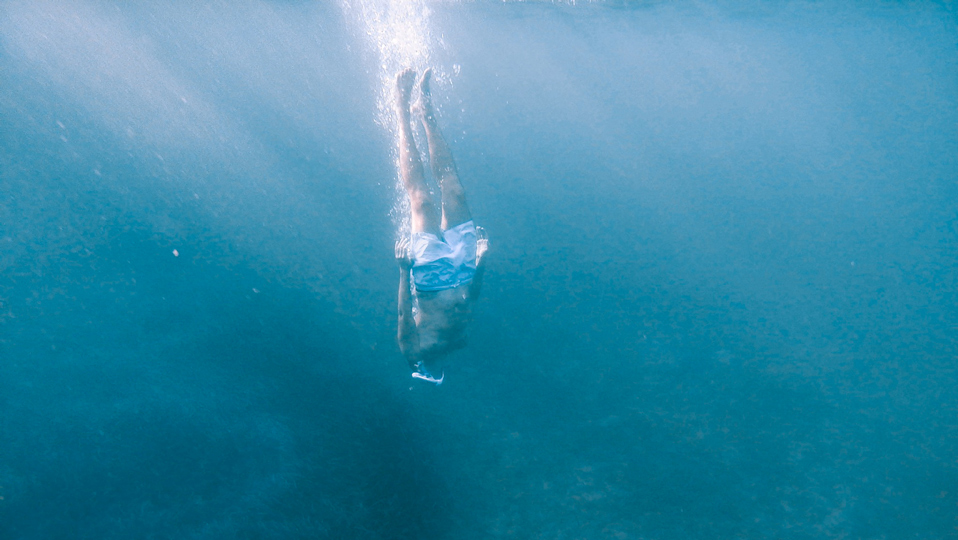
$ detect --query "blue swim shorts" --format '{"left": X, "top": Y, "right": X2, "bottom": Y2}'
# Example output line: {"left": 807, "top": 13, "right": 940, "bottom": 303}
{"left": 410, "top": 220, "right": 478, "bottom": 292}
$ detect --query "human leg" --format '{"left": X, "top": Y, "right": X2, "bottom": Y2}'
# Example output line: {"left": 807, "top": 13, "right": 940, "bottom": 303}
{"left": 396, "top": 69, "right": 441, "bottom": 235}
{"left": 417, "top": 68, "right": 472, "bottom": 230}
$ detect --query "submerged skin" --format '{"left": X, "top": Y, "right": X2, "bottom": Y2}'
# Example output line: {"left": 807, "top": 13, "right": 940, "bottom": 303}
{"left": 394, "top": 68, "right": 487, "bottom": 378}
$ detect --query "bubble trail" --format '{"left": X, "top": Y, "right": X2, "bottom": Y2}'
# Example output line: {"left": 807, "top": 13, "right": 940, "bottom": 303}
{"left": 341, "top": 0, "right": 439, "bottom": 235}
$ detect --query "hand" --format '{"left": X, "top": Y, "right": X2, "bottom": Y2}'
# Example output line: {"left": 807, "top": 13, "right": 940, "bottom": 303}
{"left": 395, "top": 237, "right": 413, "bottom": 270}
{"left": 476, "top": 226, "right": 489, "bottom": 260}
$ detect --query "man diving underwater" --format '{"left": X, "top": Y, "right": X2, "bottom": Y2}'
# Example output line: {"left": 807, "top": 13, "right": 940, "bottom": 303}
{"left": 393, "top": 68, "right": 488, "bottom": 385}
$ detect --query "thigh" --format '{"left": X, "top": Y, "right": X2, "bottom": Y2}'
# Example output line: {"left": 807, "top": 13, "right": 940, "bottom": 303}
{"left": 440, "top": 184, "right": 471, "bottom": 231}
{"left": 410, "top": 191, "right": 442, "bottom": 236}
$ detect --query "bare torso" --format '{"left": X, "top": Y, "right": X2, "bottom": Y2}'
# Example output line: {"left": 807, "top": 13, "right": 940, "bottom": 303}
{"left": 414, "top": 282, "right": 473, "bottom": 358}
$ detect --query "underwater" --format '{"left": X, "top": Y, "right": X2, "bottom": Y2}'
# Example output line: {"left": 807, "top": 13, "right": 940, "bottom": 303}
{"left": 1, "top": 0, "right": 956, "bottom": 538}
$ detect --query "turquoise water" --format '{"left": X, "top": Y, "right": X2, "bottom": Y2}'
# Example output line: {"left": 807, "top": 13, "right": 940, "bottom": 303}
{"left": 1, "top": 1, "right": 956, "bottom": 538}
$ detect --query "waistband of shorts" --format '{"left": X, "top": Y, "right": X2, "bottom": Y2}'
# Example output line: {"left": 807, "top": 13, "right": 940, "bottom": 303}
{"left": 414, "top": 275, "right": 474, "bottom": 292}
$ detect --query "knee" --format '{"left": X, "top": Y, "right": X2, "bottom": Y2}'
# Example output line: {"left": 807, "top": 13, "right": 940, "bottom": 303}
{"left": 441, "top": 180, "right": 465, "bottom": 199}
{"left": 411, "top": 193, "right": 439, "bottom": 215}
{"left": 446, "top": 188, "right": 467, "bottom": 208}
{"left": 408, "top": 187, "right": 433, "bottom": 206}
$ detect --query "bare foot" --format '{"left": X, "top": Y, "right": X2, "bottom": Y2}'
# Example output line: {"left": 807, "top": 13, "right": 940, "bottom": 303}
{"left": 419, "top": 67, "right": 433, "bottom": 99}
{"left": 414, "top": 68, "right": 438, "bottom": 125}
{"left": 395, "top": 68, "right": 417, "bottom": 112}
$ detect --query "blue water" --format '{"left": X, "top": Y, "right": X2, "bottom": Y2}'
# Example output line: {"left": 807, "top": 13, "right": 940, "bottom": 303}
{"left": 1, "top": 1, "right": 956, "bottom": 538}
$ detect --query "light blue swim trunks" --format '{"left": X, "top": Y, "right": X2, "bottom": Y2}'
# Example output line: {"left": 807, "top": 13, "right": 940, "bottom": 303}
{"left": 410, "top": 220, "right": 478, "bottom": 292}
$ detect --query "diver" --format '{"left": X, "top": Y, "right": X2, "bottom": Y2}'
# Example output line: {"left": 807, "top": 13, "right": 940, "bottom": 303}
{"left": 393, "top": 68, "right": 488, "bottom": 385}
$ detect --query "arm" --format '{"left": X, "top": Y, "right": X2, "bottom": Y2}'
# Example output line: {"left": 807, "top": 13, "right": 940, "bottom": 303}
{"left": 396, "top": 239, "right": 421, "bottom": 367}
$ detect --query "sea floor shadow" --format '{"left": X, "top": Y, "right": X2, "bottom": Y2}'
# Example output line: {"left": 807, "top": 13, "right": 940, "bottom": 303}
{"left": 0, "top": 217, "right": 450, "bottom": 539}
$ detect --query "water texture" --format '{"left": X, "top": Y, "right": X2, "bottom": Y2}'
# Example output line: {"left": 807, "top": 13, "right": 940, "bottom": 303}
{"left": 1, "top": 1, "right": 956, "bottom": 538}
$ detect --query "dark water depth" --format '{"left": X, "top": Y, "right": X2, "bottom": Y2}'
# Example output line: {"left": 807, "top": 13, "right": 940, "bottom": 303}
{"left": 1, "top": 1, "right": 957, "bottom": 538}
